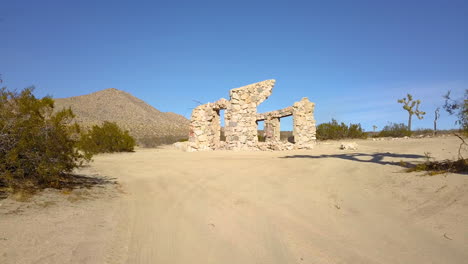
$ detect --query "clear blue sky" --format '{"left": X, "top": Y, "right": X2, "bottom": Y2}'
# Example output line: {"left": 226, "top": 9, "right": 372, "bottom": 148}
{"left": 2, "top": 0, "right": 467, "bottom": 131}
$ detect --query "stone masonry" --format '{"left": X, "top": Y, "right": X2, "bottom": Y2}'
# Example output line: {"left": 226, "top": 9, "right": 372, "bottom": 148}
{"left": 188, "top": 98, "right": 229, "bottom": 151}
{"left": 293, "top": 97, "right": 316, "bottom": 149}
{"left": 187, "top": 80, "right": 316, "bottom": 151}
{"left": 224, "top": 80, "right": 274, "bottom": 150}
{"left": 256, "top": 106, "right": 293, "bottom": 143}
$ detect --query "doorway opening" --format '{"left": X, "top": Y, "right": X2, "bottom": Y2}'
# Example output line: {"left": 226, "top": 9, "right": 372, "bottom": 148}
{"left": 219, "top": 109, "right": 226, "bottom": 142}
{"left": 279, "top": 115, "right": 294, "bottom": 143}
{"left": 256, "top": 120, "right": 265, "bottom": 142}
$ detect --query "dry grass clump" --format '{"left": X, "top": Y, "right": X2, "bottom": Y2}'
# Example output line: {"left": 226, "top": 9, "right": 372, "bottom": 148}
{"left": 407, "top": 158, "right": 468, "bottom": 175}
{"left": 406, "top": 146, "right": 468, "bottom": 175}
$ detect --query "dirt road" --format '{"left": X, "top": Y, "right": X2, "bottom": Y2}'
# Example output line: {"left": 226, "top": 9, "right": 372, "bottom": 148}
{"left": 1, "top": 137, "right": 468, "bottom": 263}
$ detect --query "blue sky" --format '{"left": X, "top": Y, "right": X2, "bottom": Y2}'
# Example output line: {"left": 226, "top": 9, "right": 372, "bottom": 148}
{"left": 2, "top": 0, "right": 467, "bottom": 131}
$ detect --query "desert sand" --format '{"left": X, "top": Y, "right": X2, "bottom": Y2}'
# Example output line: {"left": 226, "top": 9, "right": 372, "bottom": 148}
{"left": 1, "top": 136, "right": 467, "bottom": 264}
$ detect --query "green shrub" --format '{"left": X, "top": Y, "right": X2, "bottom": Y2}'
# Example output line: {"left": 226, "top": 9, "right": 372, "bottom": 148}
{"left": 377, "top": 123, "right": 412, "bottom": 137}
{"left": 316, "top": 119, "right": 367, "bottom": 140}
{"left": 78, "top": 121, "right": 135, "bottom": 154}
{"left": 0, "top": 87, "right": 89, "bottom": 190}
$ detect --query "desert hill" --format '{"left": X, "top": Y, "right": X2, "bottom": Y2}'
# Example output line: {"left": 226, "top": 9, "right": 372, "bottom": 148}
{"left": 54, "top": 88, "right": 190, "bottom": 143}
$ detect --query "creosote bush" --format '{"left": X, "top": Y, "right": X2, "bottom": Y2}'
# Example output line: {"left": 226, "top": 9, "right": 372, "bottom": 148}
{"left": 377, "top": 123, "right": 412, "bottom": 138}
{"left": 316, "top": 119, "right": 367, "bottom": 140}
{"left": 78, "top": 121, "right": 136, "bottom": 154}
{"left": 0, "top": 87, "right": 89, "bottom": 190}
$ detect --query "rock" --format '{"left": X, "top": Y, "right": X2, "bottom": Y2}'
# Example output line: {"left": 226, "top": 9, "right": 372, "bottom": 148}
{"left": 340, "top": 142, "right": 358, "bottom": 150}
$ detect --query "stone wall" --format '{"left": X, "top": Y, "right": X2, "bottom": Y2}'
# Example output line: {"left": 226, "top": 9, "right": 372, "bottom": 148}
{"left": 187, "top": 98, "right": 229, "bottom": 152}
{"left": 293, "top": 97, "right": 316, "bottom": 149}
{"left": 256, "top": 106, "right": 293, "bottom": 121}
{"left": 224, "top": 80, "right": 275, "bottom": 150}
{"left": 187, "top": 80, "right": 316, "bottom": 151}
{"left": 264, "top": 117, "right": 280, "bottom": 142}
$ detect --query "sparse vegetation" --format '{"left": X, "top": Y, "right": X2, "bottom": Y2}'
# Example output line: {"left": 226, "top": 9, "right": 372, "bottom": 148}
{"left": 407, "top": 152, "right": 468, "bottom": 175}
{"left": 78, "top": 121, "right": 136, "bottom": 154}
{"left": 377, "top": 123, "right": 412, "bottom": 138}
{"left": 412, "top": 128, "right": 434, "bottom": 137}
{"left": 138, "top": 135, "right": 188, "bottom": 148}
{"left": 316, "top": 119, "right": 367, "bottom": 140}
{"left": 406, "top": 90, "right": 468, "bottom": 175}
{"left": 0, "top": 87, "right": 89, "bottom": 191}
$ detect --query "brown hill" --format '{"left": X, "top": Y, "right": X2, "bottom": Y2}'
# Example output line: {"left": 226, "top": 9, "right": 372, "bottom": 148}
{"left": 54, "top": 88, "right": 189, "bottom": 142}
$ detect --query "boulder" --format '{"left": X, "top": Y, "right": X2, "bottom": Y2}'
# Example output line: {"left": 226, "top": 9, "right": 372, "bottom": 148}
{"left": 340, "top": 142, "right": 358, "bottom": 150}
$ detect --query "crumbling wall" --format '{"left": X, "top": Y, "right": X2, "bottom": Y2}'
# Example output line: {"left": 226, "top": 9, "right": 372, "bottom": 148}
{"left": 257, "top": 106, "right": 293, "bottom": 143}
{"left": 293, "top": 97, "right": 316, "bottom": 149}
{"left": 187, "top": 80, "right": 316, "bottom": 151}
{"left": 188, "top": 98, "right": 229, "bottom": 152}
{"left": 224, "top": 80, "right": 275, "bottom": 150}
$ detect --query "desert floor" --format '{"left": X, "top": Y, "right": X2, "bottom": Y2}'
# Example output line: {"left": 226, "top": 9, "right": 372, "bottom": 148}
{"left": 1, "top": 136, "right": 467, "bottom": 264}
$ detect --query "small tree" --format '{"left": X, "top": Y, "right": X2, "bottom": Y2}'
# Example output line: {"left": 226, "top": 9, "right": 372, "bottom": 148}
{"left": 398, "top": 94, "right": 426, "bottom": 131}
{"left": 372, "top": 125, "right": 377, "bottom": 132}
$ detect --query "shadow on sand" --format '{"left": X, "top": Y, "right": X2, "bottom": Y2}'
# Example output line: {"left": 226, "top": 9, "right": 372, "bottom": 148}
{"left": 280, "top": 152, "right": 426, "bottom": 167}
{"left": 0, "top": 173, "right": 117, "bottom": 200}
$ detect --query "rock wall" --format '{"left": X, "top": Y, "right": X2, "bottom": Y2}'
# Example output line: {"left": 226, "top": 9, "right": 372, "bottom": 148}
{"left": 188, "top": 98, "right": 229, "bottom": 152}
{"left": 187, "top": 80, "right": 316, "bottom": 151}
{"left": 224, "top": 80, "right": 275, "bottom": 150}
{"left": 257, "top": 106, "right": 293, "bottom": 143}
{"left": 264, "top": 117, "right": 280, "bottom": 142}
{"left": 293, "top": 97, "right": 316, "bottom": 149}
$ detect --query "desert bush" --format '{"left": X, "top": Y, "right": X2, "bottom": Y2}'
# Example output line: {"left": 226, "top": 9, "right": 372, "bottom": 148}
{"left": 0, "top": 87, "right": 89, "bottom": 190}
{"left": 316, "top": 119, "right": 367, "bottom": 140}
{"left": 137, "top": 135, "right": 188, "bottom": 148}
{"left": 78, "top": 121, "right": 135, "bottom": 154}
{"left": 412, "top": 128, "right": 434, "bottom": 136}
{"left": 377, "top": 123, "right": 412, "bottom": 137}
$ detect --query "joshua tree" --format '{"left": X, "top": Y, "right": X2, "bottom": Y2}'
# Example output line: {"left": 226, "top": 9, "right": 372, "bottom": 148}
{"left": 397, "top": 94, "right": 426, "bottom": 131}
{"left": 372, "top": 125, "right": 377, "bottom": 132}
{"left": 433, "top": 107, "right": 440, "bottom": 136}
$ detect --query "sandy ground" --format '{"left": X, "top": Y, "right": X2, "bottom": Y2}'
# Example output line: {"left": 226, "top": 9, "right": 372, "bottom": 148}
{"left": 1, "top": 136, "right": 467, "bottom": 264}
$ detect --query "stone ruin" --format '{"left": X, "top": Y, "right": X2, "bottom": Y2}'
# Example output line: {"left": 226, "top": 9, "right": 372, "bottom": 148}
{"left": 188, "top": 80, "right": 316, "bottom": 151}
